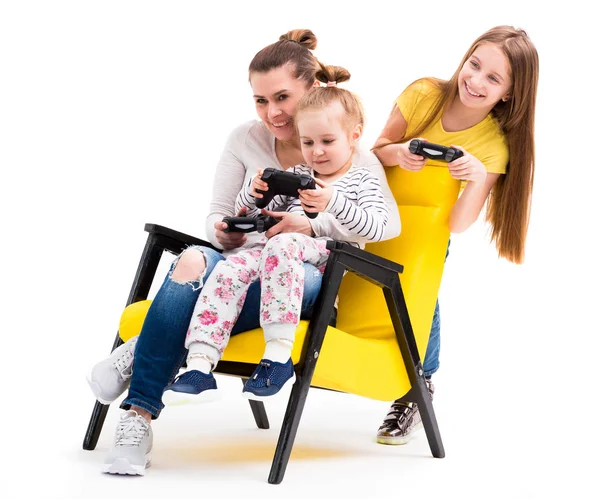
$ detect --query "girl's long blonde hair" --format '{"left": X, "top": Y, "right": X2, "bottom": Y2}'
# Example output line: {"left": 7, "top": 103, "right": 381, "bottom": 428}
{"left": 380, "top": 26, "right": 539, "bottom": 263}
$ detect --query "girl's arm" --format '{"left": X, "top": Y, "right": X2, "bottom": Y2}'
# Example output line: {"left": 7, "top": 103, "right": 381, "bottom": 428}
{"left": 372, "top": 104, "right": 428, "bottom": 171}
{"left": 372, "top": 104, "right": 408, "bottom": 167}
{"left": 446, "top": 146, "right": 502, "bottom": 233}
{"left": 449, "top": 173, "right": 500, "bottom": 232}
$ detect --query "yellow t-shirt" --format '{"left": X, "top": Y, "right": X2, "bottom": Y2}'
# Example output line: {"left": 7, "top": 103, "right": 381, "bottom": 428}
{"left": 396, "top": 78, "right": 509, "bottom": 174}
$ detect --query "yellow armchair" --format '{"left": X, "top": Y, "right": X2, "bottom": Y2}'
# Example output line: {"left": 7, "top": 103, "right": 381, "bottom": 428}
{"left": 84, "top": 164, "right": 460, "bottom": 484}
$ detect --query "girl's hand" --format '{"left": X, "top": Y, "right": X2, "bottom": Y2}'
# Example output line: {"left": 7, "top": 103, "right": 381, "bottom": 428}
{"left": 447, "top": 145, "right": 487, "bottom": 184}
{"left": 214, "top": 207, "right": 248, "bottom": 249}
{"left": 250, "top": 168, "right": 268, "bottom": 198}
{"left": 298, "top": 177, "right": 333, "bottom": 213}
{"left": 261, "top": 209, "right": 314, "bottom": 238}
{"left": 397, "top": 138, "right": 428, "bottom": 171}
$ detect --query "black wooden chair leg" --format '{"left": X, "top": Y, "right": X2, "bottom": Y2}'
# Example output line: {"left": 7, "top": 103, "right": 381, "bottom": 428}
{"left": 268, "top": 373, "right": 310, "bottom": 484}
{"left": 83, "top": 332, "right": 123, "bottom": 450}
{"left": 268, "top": 256, "right": 346, "bottom": 484}
{"left": 240, "top": 379, "right": 270, "bottom": 429}
{"left": 83, "top": 401, "right": 110, "bottom": 450}
{"left": 384, "top": 278, "right": 445, "bottom": 459}
{"left": 417, "top": 386, "right": 445, "bottom": 458}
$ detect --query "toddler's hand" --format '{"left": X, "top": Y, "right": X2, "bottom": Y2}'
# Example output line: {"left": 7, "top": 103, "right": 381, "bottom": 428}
{"left": 298, "top": 177, "right": 333, "bottom": 213}
{"left": 251, "top": 168, "right": 269, "bottom": 198}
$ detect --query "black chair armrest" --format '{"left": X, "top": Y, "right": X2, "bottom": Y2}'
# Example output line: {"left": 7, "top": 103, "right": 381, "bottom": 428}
{"left": 325, "top": 240, "right": 403, "bottom": 287}
{"left": 144, "top": 223, "right": 221, "bottom": 256}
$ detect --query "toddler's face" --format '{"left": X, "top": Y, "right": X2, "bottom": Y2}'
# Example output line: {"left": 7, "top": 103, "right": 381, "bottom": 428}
{"left": 296, "top": 101, "right": 358, "bottom": 177}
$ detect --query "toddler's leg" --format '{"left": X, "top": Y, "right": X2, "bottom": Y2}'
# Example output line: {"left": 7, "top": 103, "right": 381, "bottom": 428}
{"left": 163, "top": 248, "right": 263, "bottom": 404}
{"left": 243, "top": 234, "right": 329, "bottom": 400}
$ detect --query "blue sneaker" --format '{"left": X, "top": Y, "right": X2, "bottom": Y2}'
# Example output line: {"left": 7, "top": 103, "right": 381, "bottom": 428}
{"left": 161, "top": 370, "right": 220, "bottom": 406}
{"left": 242, "top": 358, "right": 296, "bottom": 400}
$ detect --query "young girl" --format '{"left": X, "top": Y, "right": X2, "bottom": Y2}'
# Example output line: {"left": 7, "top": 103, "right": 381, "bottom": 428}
{"left": 163, "top": 64, "right": 391, "bottom": 402}
{"left": 372, "top": 26, "right": 539, "bottom": 445}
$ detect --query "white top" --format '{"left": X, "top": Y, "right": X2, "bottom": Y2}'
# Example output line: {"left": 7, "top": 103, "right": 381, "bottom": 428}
{"left": 236, "top": 163, "right": 389, "bottom": 248}
{"left": 205, "top": 120, "right": 401, "bottom": 250}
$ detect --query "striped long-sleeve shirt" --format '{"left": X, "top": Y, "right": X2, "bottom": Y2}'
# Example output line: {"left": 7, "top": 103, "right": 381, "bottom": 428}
{"left": 235, "top": 163, "right": 389, "bottom": 247}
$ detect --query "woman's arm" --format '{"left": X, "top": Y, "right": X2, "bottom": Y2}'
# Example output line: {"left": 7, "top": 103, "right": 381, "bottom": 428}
{"left": 205, "top": 127, "right": 251, "bottom": 249}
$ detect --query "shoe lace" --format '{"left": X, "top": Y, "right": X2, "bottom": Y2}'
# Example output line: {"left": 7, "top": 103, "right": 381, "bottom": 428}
{"left": 253, "top": 361, "right": 272, "bottom": 387}
{"left": 378, "top": 401, "right": 415, "bottom": 432}
{"left": 113, "top": 345, "right": 134, "bottom": 379}
{"left": 115, "top": 415, "right": 148, "bottom": 447}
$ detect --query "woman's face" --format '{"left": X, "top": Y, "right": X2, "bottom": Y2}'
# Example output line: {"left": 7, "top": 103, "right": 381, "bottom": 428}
{"left": 250, "top": 64, "right": 311, "bottom": 142}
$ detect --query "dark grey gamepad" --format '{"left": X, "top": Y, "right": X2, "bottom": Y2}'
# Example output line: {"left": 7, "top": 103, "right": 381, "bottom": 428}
{"left": 222, "top": 215, "right": 279, "bottom": 233}
{"left": 255, "top": 168, "right": 318, "bottom": 219}
{"left": 409, "top": 139, "right": 464, "bottom": 162}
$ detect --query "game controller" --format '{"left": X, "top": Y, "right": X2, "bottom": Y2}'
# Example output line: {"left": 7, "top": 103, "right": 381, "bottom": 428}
{"left": 255, "top": 168, "right": 318, "bottom": 219}
{"left": 409, "top": 139, "right": 464, "bottom": 162}
{"left": 222, "top": 215, "right": 279, "bottom": 233}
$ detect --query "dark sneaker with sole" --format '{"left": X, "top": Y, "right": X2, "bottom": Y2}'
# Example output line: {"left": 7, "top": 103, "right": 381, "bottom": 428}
{"left": 161, "top": 370, "right": 220, "bottom": 406}
{"left": 376, "top": 379, "right": 435, "bottom": 445}
{"left": 242, "top": 358, "right": 296, "bottom": 401}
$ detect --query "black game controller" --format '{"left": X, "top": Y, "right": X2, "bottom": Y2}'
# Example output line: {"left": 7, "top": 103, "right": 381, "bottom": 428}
{"left": 222, "top": 215, "right": 279, "bottom": 233}
{"left": 409, "top": 139, "right": 464, "bottom": 162}
{"left": 255, "top": 168, "right": 318, "bottom": 219}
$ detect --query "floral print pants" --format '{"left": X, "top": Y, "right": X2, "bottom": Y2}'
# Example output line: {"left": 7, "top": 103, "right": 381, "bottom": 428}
{"left": 185, "top": 233, "right": 330, "bottom": 365}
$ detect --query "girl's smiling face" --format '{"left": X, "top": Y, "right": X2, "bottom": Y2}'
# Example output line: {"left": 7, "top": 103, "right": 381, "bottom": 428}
{"left": 458, "top": 42, "right": 512, "bottom": 112}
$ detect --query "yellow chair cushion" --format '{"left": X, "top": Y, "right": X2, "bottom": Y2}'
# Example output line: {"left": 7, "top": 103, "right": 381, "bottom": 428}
{"left": 119, "top": 165, "right": 460, "bottom": 402}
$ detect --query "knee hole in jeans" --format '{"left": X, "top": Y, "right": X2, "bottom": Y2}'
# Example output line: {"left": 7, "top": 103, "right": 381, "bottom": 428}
{"left": 171, "top": 248, "right": 207, "bottom": 283}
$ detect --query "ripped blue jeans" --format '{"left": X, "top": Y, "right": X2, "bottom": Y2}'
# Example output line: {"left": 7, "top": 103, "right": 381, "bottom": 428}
{"left": 122, "top": 246, "right": 322, "bottom": 418}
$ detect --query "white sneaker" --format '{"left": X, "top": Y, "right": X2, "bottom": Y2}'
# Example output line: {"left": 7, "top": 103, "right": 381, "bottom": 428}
{"left": 87, "top": 335, "right": 138, "bottom": 404}
{"left": 103, "top": 410, "right": 152, "bottom": 476}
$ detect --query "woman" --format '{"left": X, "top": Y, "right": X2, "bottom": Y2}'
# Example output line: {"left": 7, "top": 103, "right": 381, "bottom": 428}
{"left": 92, "top": 29, "right": 400, "bottom": 476}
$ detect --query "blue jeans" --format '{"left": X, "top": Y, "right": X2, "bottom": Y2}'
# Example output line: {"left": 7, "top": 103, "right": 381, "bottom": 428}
{"left": 422, "top": 240, "right": 450, "bottom": 378}
{"left": 122, "top": 247, "right": 323, "bottom": 418}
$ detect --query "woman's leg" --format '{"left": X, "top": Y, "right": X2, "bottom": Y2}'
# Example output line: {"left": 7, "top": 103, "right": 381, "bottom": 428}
{"left": 121, "top": 247, "right": 224, "bottom": 418}
{"left": 103, "top": 246, "right": 223, "bottom": 476}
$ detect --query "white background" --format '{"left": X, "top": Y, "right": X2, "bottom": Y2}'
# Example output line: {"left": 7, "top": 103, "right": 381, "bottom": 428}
{"left": 1, "top": 1, "right": 598, "bottom": 497}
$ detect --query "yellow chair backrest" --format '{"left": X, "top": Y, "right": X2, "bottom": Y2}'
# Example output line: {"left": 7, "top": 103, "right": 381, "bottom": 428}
{"left": 337, "top": 166, "right": 460, "bottom": 358}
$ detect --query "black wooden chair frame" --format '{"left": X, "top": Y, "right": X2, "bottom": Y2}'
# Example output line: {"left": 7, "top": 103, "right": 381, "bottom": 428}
{"left": 83, "top": 223, "right": 445, "bottom": 483}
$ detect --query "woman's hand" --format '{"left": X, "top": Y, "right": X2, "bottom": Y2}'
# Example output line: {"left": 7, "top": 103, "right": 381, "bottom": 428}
{"left": 250, "top": 168, "right": 268, "bottom": 198}
{"left": 214, "top": 207, "right": 248, "bottom": 250}
{"left": 261, "top": 209, "right": 314, "bottom": 238}
{"left": 298, "top": 177, "right": 333, "bottom": 214}
{"left": 396, "top": 138, "right": 428, "bottom": 171}
{"left": 447, "top": 145, "right": 487, "bottom": 184}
